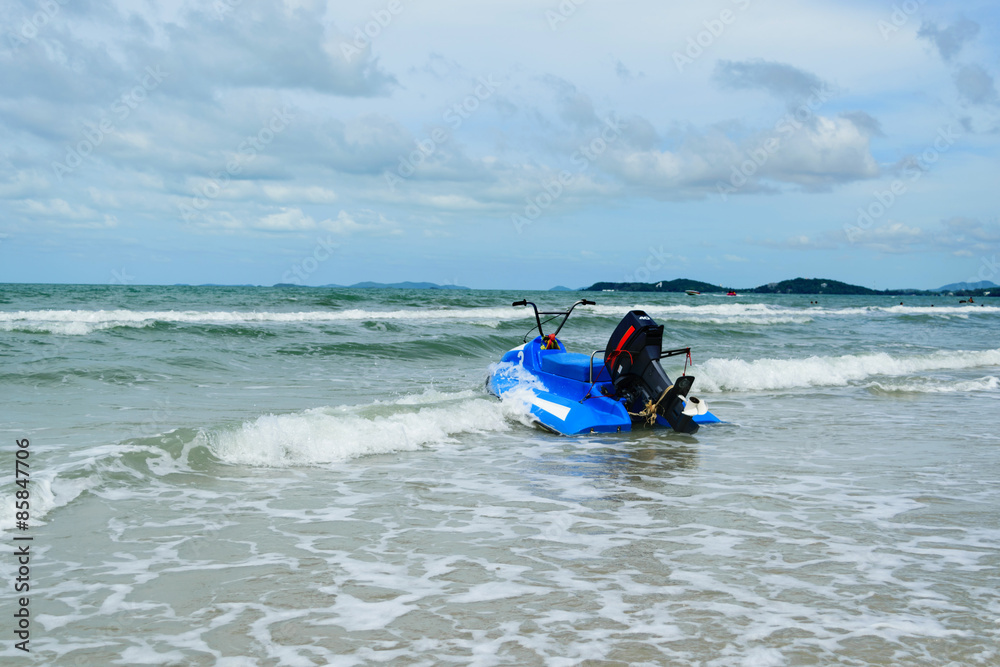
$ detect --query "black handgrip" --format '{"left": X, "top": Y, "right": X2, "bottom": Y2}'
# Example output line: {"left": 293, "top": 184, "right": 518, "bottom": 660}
{"left": 581, "top": 299, "right": 595, "bottom": 305}
{"left": 512, "top": 299, "right": 527, "bottom": 307}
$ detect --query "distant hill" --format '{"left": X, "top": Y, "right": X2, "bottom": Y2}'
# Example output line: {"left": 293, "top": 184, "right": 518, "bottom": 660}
{"left": 935, "top": 280, "right": 998, "bottom": 292}
{"left": 271, "top": 281, "right": 468, "bottom": 289}
{"left": 748, "top": 278, "right": 881, "bottom": 295}
{"left": 345, "top": 281, "right": 470, "bottom": 290}
{"left": 549, "top": 285, "right": 574, "bottom": 291}
{"left": 585, "top": 278, "right": 727, "bottom": 293}
{"left": 583, "top": 277, "right": 902, "bottom": 295}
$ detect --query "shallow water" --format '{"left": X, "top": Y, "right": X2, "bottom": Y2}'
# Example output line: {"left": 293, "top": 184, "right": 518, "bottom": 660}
{"left": 1, "top": 285, "right": 999, "bottom": 665}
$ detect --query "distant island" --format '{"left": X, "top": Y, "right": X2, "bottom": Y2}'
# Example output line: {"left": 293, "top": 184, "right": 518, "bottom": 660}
{"left": 588, "top": 278, "right": 726, "bottom": 294}
{"left": 261, "top": 278, "right": 996, "bottom": 296}
{"left": 937, "top": 280, "right": 998, "bottom": 292}
{"left": 343, "top": 281, "right": 470, "bottom": 290}
{"left": 274, "top": 281, "right": 470, "bottom": 290}
{"left": 585, "top": 277, "right": 998, "bottom": 297}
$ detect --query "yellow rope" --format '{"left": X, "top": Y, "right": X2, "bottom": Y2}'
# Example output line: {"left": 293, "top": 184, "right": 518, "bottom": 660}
{"left": 627, "top": 385, "right": 673, "bottom": 426}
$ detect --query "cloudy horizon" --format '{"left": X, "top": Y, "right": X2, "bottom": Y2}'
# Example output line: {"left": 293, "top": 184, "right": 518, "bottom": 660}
{"left": 1, "top": 0, "right": 998, "bottom": 290}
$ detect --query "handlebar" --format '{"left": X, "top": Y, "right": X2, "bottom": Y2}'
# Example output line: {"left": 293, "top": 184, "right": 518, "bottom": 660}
{"left": 511, "top": 298, "right": 595, "bottom": 340}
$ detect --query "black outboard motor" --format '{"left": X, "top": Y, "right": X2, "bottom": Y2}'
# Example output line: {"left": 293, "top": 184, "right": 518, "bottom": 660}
{"left": 604, "top": 310, "right": 699, "bottom": 434}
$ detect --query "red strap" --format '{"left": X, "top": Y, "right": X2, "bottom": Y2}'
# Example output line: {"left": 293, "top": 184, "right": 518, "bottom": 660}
{"left": 615, "top": 326, "right": 635, "bottom": 352}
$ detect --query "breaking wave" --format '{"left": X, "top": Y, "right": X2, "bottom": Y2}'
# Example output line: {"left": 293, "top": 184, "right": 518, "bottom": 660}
{"left": 696, "top": 348, "right": 1000, "bottom": 392}
{"left": 4, "top": 302, "right": 996, "bottom": 335}
{"left": 204, "top": 390, "right": 530, "bottom": 467}
{"left": 589, "top": 303, "right": 999, "bottom": 318}
{"left": 866, "top": 376, "right": 1000, "bottom": 394}
{"left": 0, "top": 308, "right": 523, "bottom": 335}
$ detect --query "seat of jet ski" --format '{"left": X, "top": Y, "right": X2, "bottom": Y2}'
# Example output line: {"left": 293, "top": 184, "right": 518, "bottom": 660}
{"left": 539, "top": 350, "right": 609, "bottom": 383}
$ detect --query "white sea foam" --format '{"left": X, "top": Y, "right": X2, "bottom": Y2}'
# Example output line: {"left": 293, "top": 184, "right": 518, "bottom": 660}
{"left": 820, "top": 304, "right": 999, "bottom": 316}
{"left": 588, "top": 302, "right": 999, "bottom": 319}
{"left": 696, "top": 348, "right": 1000, "bottom": 392}
{"left": 585, "top": 302, "right": 997, "bottom": 327}
{"left": 587, "top": 303, "right": 812, "bottom": 325}
{"left": 0, "top": 307, "right": 527, "bottom": 335}
{"left": 0, "top": 462, "right": 99, "bottom": 534}
{"left": 588, "top": 303, "right": 792, "bottom": 317}
{"left": 867, "top": 375, "right": 1000, "bottom": 394}
{"left": 488, "top": 360, "right": 549, "bottom": 392}
{"left": 4, "top": 302, "right": 996, "bottom": 334}
{"left": 207, "top": 395, "right": 525, "bottom": 467}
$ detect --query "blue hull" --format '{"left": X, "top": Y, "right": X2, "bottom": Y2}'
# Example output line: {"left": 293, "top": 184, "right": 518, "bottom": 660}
{"left": 488, "top": 336, "right": 720, "bottom": 435}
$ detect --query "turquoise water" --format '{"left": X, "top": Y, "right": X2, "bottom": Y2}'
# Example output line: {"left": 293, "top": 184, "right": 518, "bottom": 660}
{"left": 1, "top": 284, "right": 999, "bottom": 665}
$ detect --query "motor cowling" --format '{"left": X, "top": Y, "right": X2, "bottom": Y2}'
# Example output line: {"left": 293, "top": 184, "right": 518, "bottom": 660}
{"left": 604, "top": 310, "right": 699, "bottom": 434}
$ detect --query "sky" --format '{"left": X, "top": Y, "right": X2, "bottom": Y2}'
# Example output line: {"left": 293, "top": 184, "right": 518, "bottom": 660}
{"left": 1, "top": 0, "right": 999, "bottom": 290}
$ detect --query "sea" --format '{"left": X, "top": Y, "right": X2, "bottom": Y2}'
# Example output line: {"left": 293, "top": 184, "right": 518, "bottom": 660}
{"left": 1, "top": 283, "right": 999, "bottom": 666}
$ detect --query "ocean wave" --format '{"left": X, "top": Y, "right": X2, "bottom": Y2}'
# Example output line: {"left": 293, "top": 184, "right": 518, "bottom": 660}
{"left": 0, "top": 468, "right": 97, "bottom": 534}
{"left": 0, "top": 307, "right": 527, "bottom": 335}
{"left": 589, "top": 303, "right": 999, "bottom": 318}
{"left": 588, "top": 302, "right": 997, "bottom": 325}
{"left": 820, "top": 305, "right": 999, "bottom": 316}
{"left": 3, "top": 301, "right": 996, "bottom": 335}
{"left": 696, "top": 348, "right": 1000, "bottom": 392}
{"left": 578, "top": 305, "right": 812, "bottom": 325}
{"left": 1, "top": 304, "right": 808, "bottom": 336}
{"left": 866, "top": 376, "right": 1000, "bottom": 394}
{"left": 0, "top": 390, "right": 526, "bottom": 532}
{"left": 668, "top": 316, "right": 812, "bottom": 325}
{"left": 205, "top": 391, "right": 529, "bottom": 467}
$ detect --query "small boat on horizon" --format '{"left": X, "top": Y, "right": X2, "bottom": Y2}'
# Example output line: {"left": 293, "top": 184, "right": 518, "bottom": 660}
{"left": 685, "top": 289, "right": 700, "bottom": 296}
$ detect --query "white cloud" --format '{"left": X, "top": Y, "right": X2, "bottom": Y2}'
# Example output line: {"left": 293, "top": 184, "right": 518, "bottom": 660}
{"left": 261, "top": 185, "right": 338, "bottom": 204}
{"left": 321, "top": 210, "right": 400, "bottom": 236}
{"left": 754, "top": 217, "right": 1000, "bottom": 258}
{"left": 17, "top": 198, "right": 98, "bottom": 220}
{"left": 850, "top": 221, "right": 926, "bottom": 253}
{"left": 255, "top": 208, "right": 317, "bottom": 231}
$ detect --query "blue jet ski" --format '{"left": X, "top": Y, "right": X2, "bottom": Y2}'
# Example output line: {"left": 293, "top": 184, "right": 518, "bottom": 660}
{"left": 488, "top": 299, "right": 721, "bottom": 435}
